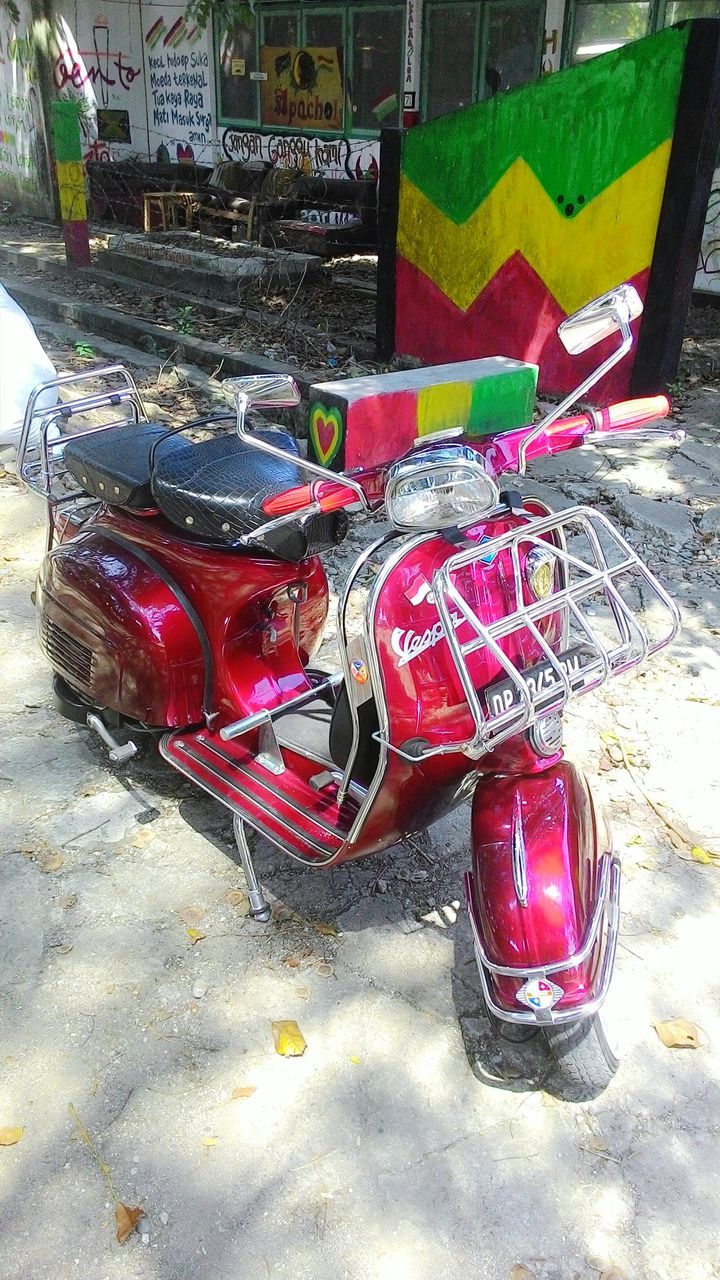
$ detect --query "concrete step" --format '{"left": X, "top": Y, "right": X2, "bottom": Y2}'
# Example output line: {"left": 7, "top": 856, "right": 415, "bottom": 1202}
{"left": 1, "top": 271, "right": 320, "bottom": 393}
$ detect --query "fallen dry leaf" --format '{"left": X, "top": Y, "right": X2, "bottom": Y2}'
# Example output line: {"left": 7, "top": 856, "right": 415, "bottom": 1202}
{"left": 312, "top": 921, "right": 338, "bottom": 938}
{"left": 59, "top": 894, "right": 77, "bottom": 909}
{"left": 626, "top": 834, "right": 644, "bottom": 847}
{"left": 510, "top": 1266, "right": 536, "bottom": 1280}
{"left": 272, "top": 1019, "right": 307, "bottom": 1057}
{"left": 282, "top": 953, "right": 301, "bottom": 968}
{"left": 115, "top": 1202, "right": 142, "bottom": 1244}
{"left": 186, "top": 928, "right": 206, "bottom": 945}
{"left": 131, "top": 828, "right": 153, "bottom": 848}
{"left": 0, "top": 1126, "right": 23, "bottom": 1146}
{"left": 600, "top": 1269, "right": 628, "bottom": 1280}
{"left": 587, "top": 1135, "right": 609, "bottom": 1153}
{"left": 654, "top": 1017, "right": 700, "bottom": 1049}
{"left": 179, "top": 906, "right": 205, "bottom": 926}
{"left": 201, "top": 1136, "right": 218, "bottom": 1146}
{"left": 40, "top": 850, "right": 64, "bottom": 873}
{"left": 316, "top": 963, "right": 334, "bottom": 978}
{"left": 691, "top": 845, "right": 715, "bottom": 865}
{"left": 349, "top": 1055, "right": 361, "bottom": 1065}
{"left": 225, "top": 889, "right": 247, "bottom": 907}
{"left": 231, "top": 1085, "right": 256, "bottom": 1100}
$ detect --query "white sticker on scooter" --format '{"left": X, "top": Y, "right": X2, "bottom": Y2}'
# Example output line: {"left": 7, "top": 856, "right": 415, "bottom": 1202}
{"left": 516, "top": 977, "right": 564, "bottom": 1011}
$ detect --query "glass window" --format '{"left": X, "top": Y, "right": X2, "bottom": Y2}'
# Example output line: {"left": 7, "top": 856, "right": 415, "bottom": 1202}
{"left": 217, "top": 20, "right": 258, "bottom": 123}
{"left": 262, "top": 11, "right": 299, "bottom": 47}
{"left": 665, "top": 0, "right": 720, "bottom": 18}
{"left": 351, "top": 8, "right": 403, "bottom": 130}
{"left": 304, "top": 11, "right": 345, "bottom": 49}
{"left": 425, "top": 4, "right": 479, "bottom": 118}
{"left": 484, "top": 1, "right": 543, "bottom": 95}
{"left": 570, "top": 2, "right": 650, "bottom": 63}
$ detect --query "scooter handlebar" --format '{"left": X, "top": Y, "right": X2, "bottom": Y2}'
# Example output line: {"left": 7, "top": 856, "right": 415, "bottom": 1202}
{"left": 584, "top": 394, "right": 670, "bottom": 433}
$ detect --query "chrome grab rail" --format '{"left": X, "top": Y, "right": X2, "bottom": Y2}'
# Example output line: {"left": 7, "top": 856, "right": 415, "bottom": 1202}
{"left": 219, "top": 672, "right": 343, "bottom": 742}
{"left": 373, "top": 506, "right": 680, "bottom": 763}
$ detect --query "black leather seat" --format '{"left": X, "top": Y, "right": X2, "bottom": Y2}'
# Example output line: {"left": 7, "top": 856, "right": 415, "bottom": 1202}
{"left": 152, "top": 429, "right": 348, "bottom": 562}
{"left": 64, "top": 422, "right": 348, "bottom": 562}
{"left": 64, "top": 422, "right": 188, "bottom": 510}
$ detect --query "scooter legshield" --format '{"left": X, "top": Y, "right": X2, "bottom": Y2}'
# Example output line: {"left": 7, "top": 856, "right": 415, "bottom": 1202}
{"left": 467, "top": 761, "right": 619, "bottom": 1020}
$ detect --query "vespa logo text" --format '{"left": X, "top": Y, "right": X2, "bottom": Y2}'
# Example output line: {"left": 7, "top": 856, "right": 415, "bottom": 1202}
{"left": 391, "top": 612, "right": 463, "bottom": 668}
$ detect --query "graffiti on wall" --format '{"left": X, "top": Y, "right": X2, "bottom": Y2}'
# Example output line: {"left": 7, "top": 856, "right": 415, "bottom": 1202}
{"left": 695, "top": 172, "right": 720, "bottom": 294}
{"left": 0, "top": 15, "right": 52, "bottom": 212}
{"left": 53, "top": 19, "right": 141, "bottom": 105}
{"left": 391, "top": 24, "right": 714, "bottom": 397}
{"left": 222, "top": 127, "right": 379, "bottom": 180}
{"left": 145, "top": 9, "right": 212, "bottom": 159}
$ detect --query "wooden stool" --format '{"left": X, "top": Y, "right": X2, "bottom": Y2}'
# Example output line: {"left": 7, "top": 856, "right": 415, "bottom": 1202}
{"left": 143, "top": 191, "right": 196, "bottom": 233}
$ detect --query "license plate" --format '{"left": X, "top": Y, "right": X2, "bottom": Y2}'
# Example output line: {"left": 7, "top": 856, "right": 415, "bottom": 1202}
{"left": 484, "top": 644, "right": 594, "bottom": 718}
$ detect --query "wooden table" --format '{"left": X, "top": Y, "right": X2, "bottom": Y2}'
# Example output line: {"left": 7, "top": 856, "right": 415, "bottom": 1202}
{"left": 143, "top": 191, "right": 197, "bottom": 233}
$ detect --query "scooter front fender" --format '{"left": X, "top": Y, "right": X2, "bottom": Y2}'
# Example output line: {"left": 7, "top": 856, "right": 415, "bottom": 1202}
{"left": 467, "top": 761, "right": 620, "bottom": 1022}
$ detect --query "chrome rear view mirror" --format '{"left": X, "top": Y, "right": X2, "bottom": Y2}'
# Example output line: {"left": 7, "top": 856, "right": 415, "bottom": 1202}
{"left": 223, "top": 374, "right": 301, "bottom": 410}
{"left": 558, "top": 284, "right": 643, "bottom": 356}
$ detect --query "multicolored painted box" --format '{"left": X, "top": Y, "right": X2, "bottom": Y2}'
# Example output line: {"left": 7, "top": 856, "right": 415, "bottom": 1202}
{"left": 307, "top": 358, "right": 537, "bottom": 471}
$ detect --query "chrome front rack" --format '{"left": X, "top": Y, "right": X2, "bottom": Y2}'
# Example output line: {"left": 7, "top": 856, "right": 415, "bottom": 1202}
{"left": 379, "top": 506, "right": 680, "bottom": 762}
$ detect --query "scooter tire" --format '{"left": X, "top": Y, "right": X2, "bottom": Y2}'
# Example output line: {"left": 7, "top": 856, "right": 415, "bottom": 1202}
{"left": 544, "top": 1011, "right": 619, "bottom": 1100}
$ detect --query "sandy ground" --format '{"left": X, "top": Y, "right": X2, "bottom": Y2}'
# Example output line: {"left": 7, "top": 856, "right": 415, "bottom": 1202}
{"left": 1, "top": 331, "right": 720, "bottom": 1280}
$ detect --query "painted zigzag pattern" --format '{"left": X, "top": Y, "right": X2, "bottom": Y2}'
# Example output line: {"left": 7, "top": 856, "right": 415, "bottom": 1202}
{"left": 397, "top": 144, "right": 672, "bottom": 318}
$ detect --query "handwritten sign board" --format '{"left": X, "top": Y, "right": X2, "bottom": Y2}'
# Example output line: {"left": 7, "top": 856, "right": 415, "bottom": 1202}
{"left": 259, "top": 47, "right": 343, "bottom": 131}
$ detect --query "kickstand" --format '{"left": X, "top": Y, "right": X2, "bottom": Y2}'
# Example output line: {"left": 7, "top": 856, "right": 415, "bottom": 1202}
{"left": 233, "top": 816, "right": 272, "bottom": 923}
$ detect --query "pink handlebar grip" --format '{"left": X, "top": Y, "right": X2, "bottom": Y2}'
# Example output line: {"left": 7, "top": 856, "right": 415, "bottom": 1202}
{"left": 592, "top": 395, "right": 670, "bottom": 432}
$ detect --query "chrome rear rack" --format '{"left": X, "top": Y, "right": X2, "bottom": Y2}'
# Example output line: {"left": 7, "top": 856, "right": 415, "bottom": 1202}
{"left": 18, "top": 365, "right": 149, "bottom": 550}
{"left": 18, "top": 365, "right": 148, "bottom": 505}
{"left": 379, "top": 506, "right": 680, "bottom": 761}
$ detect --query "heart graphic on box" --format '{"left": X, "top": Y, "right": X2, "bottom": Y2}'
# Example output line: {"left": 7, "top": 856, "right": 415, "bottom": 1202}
{"left": 309, "top": 403, "right": 343, "bottom": 467}
{"left": 176, "top": 142, "right": 194, "bottom": 163}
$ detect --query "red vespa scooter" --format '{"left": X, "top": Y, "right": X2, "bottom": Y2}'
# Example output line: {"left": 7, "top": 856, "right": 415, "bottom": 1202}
{"left": 19, "top": 282, "right": 680, "bottom": 1096}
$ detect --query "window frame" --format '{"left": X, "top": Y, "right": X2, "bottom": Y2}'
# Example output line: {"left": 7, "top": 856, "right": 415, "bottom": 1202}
{"left": 561, "top": 0, "right": 666, "bottom": 67}
{"left": 215, "top": 1, "right": 404, "bottom": 138}
{"left": 420, "top": 0, "right": 545, "bottom": 122}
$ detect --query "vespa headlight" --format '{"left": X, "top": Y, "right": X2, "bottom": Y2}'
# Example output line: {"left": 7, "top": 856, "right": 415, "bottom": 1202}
{"left": 385, "top": 446, "right": 499, "bottom": 532}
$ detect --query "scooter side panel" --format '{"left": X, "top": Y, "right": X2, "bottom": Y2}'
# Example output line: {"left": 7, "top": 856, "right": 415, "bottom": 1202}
{"left": 91, "top": 511, "right": 329, "bottom": 725}
{"left": 37, "top": 532, "right": 206, "bottom": 725}
{"left": 468, "top": 761, "right": 609, "bottom": 1012}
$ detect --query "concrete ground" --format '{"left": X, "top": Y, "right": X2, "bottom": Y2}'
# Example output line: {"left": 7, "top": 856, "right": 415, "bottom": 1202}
{"left": 1, "top": 333, "right": 720, "bottom": 1280}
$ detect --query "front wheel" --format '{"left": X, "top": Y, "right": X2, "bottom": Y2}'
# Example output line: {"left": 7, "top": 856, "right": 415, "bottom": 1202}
{"left": 544, "top": 1010, "right": 619, "bottom": 1100}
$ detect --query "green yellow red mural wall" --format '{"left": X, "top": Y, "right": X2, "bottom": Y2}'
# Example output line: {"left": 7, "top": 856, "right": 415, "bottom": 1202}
{"left": 382, "top": 21, "right": 720, "bottom": 397}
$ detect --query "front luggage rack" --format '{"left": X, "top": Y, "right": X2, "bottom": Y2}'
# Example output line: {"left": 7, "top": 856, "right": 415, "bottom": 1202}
{"left": 377, "top": 506, "right": 680, "bottom": 761}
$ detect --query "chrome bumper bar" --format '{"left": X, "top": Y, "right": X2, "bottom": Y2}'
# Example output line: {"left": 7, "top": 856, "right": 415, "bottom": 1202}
{"left": 464, "top": 854, "right": 621, "bottom": 1025}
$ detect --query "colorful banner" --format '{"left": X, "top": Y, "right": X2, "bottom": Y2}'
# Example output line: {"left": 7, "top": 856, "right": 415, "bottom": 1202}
{"left": 260, "top": 46, "right": 343, "bottom": 131}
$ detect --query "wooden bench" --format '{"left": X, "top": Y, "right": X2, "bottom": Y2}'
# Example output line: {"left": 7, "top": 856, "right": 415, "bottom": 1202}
{"left": 142, "top": 191, "right": 197, "bottom": 233}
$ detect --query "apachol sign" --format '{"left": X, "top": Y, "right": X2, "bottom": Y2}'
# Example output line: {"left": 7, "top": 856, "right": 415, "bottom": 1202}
{"left": 260, "top": 47, "right": 343, "bottom": 131}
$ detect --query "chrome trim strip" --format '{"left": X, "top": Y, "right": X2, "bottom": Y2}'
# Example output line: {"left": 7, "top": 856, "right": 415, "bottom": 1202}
{"left": 464, "top": 855, "right": 621, "bottom": 1025}
{"left": 344, "top": 531, "right": 439, "bottom": 843}
{"left": 510, "top": 791, "right": 529, "bottom": 908}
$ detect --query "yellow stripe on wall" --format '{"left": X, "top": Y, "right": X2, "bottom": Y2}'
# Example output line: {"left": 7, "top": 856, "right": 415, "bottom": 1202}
{"left": 397, "top": 143, "right": 672, "bottom": 316}
{"left": 56, "top": 159, "right": 87, "bottom": 223}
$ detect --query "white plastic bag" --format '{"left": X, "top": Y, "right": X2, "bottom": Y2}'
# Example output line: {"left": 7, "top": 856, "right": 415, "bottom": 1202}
{"left": 0, "top": 284, "right": 58, "bottom": 451}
